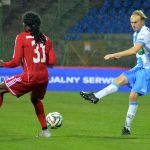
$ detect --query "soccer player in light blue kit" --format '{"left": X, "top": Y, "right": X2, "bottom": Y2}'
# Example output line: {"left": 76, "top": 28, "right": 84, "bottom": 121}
{"left": 80, "top": 10, "right": 150, "bottom": 135}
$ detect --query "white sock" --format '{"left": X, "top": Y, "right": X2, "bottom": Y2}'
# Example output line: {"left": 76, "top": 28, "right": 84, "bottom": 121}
{"left": 94, "top": 83, "right": 119, "bottom": 99}
{"left": 125, "top": 101, "right": 138, "bottom": 131}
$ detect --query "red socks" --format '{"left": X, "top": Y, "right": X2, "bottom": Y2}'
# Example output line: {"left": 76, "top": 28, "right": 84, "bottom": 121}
{"left": 33, "top": 100, "right": 47, "bottom": 129}
{"left": 0, "top": 93, "right": 3, "bottom": 107}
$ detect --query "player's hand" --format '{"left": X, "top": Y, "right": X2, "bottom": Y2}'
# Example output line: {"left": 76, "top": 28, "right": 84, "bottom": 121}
{"left": 0, "top": 60, "right": 4, "bottom": 67}
{"left": 104, "top": 54, "right": 115, "bottom": 60}
{"left": 104, "top": 54, "right": 120, "bottom": 60}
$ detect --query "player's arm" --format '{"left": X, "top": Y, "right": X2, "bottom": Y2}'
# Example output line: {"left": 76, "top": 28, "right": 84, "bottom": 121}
{"left": 47, "top": 40, "right": 56, "bottom": 67}
{"left": 0, "top": 60, "right": 4, "bottom": 67}
{"left": 1, "top": 35, "right": 23, "bottom": 68}
{"left": 104, "top": 43, "right": 143, "bottom": 60}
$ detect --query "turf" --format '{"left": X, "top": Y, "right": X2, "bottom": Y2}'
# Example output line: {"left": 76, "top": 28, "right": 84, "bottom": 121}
{"left": 0, "top": 92, "right": 150, "bottom": 150}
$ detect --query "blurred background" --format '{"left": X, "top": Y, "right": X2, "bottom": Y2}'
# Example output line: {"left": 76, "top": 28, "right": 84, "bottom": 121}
{"left": 0, "top": 0, "right": 150, "bottom": 68}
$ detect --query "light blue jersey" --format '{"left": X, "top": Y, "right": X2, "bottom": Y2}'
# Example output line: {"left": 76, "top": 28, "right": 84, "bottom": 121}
{"left": 122, "top": 26, "right": 150, "bottom": 95}
{"left": 133, "top": 26, "right": 150, "bottom": 69}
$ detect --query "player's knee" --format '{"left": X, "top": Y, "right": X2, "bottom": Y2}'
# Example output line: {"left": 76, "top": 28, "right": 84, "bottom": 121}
{"left": 129, "top": 92, "right": 139, "bottom": 101}
{"left": 114, "top": 75, "right": 127, "bottom": 86}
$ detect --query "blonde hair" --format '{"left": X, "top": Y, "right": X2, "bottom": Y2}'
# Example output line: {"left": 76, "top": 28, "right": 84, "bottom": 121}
{"left": 132, "top": 10, "right": 147, "bottom": 20}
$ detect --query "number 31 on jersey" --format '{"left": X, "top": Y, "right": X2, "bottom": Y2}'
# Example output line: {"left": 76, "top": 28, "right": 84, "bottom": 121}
{"left": 32, "top": 40, "right": 46, "bottom": 63}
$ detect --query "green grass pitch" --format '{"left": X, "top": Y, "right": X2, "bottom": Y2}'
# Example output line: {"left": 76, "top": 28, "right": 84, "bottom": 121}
{"left": 0, "top": 92, "right": 150, "bottom": 150}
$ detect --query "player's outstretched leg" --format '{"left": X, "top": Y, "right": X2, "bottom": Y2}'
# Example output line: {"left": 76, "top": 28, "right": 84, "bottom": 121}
{"left": 122, "top": 127, "right": 131, "bottom": 135}
{"left": 80, "top": 83, "right": 120, "bottom": 104}
{"left": 0, "top": 82, "right": 9, "bottom": 107}
{"left": 0, "top": 93, "right": 3, "bottom": 107}
{"left": 0, "top": 91, "right": 7, "bottom": 107}
{"left": 80, "top": 91, "right": 99, "bottom": 104}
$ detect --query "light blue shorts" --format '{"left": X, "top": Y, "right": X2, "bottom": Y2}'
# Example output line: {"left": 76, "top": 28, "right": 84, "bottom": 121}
{"left": 122, "top": 68, "right": 150, "bottom": 95}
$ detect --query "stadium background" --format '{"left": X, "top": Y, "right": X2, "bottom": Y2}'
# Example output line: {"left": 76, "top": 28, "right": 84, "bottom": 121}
{"left": 0, "top": 0, "right": 150, "bottom": 92}
{"left": 1, "top": 0, "right": 149, "bottom": 67}
{"left": 1, "top": 2, "right": 150, "bottom": 150}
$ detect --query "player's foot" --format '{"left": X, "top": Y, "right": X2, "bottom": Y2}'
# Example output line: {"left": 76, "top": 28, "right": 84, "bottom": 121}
{"left": 80, "top": 91, "right": 99, "bottom": 104}
{"left": 36, "top": 129, "right": 51, "bottom": 138}
{"left": 122, "top": 127, "right": 131, "bottom": 135}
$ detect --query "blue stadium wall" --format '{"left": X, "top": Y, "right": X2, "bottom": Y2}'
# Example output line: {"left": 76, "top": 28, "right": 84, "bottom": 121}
{"left": 0, "top": 67, "right": 133, "bottom": 92}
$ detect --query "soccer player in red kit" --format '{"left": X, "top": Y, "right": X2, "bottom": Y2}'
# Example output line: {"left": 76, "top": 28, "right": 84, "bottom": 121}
{"left": 0, "top": 11, "right": 56, "bottom": 138}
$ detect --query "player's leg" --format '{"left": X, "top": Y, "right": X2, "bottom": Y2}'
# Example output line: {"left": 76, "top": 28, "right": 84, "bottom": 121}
{"left": 122, "top": 92, "right": 139, "bottom": 135}
{"left": 80, "top": 75, "right": 128, "bottom": 103}
{"left": 31, "top": 99, "right": 51, "bottom": 138}
{"left": 123, "top": 69, "right": 149, "bottom": 135}
{"left": 30, "top": 84, "right": 51, "bottom": 138}
{"left": 95, "top": 75, "right": 127, "bottom": 98}
{"left": 0, "top": 82, "right": 9, "bottom": 107}
{"left": 31, "top": 98, "right": 48, "bottom": 130}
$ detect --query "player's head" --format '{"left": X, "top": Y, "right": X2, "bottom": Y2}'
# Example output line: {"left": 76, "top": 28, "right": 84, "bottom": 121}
{"left": 22, "top": 11, "right": 46, "bottom": 44}
{"left": 130, "top": 10, "right": 147, "bottom": 32}
{"left": 22, "top": 11, "right": 41, "bottom": 32}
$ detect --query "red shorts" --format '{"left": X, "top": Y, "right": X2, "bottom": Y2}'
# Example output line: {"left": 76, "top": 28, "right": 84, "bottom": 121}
{"left": 4, "top": 75, "right": 48, "bottom": 99}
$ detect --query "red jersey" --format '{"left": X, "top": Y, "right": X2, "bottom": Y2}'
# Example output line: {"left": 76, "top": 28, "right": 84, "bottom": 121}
{"left": 2, "top": 32, "right": 56, "bottom": 83}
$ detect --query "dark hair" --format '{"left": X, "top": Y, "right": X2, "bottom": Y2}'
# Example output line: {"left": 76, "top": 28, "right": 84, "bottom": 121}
{"left": 22, "top": 11, "right": 46, "bottom": 44}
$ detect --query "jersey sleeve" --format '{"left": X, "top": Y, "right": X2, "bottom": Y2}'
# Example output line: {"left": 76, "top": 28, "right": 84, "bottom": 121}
{"left": 136, "top": 29, "right": 148, "bottom": 46}
{"left": 136, "top": 33, "right": 145, "bottom": 45}
{"left": 2, "top": 34, "right": 23, "bottom": 68}
{"left": 47, "top": 39, "right": 56, "bottom": 66}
